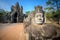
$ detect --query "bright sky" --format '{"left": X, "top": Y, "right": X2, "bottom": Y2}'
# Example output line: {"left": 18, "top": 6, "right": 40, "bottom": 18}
{"left": 0, "top": 0, "right": 47, "bottom": 13}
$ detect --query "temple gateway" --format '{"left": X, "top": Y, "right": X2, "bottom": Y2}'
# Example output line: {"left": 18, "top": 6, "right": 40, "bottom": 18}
{"left": 8, "top": 2, "right": 27, "bottom": 23}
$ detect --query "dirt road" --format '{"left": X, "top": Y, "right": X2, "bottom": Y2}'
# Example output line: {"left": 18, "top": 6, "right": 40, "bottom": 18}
{"left": 0, "top": 23, "right": 26, "bottom": 40}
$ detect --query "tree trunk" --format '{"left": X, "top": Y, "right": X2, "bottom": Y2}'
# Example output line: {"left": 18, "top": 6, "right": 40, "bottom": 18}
{"left": 56, "top": 1, "right": 60, "bottom": 24}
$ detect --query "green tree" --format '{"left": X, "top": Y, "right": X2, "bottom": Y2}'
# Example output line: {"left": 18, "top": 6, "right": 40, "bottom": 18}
{"left": 25, "top": 11, "right": 34, "bottom": 15}
{"left": 0, "top": 9, "right": 6, "bottom": 16}
{"left": 46, "top": 0, "right": 60, "bottom": 24}
{"left": 26, "top": 11, "right": 31, "bottom": 15}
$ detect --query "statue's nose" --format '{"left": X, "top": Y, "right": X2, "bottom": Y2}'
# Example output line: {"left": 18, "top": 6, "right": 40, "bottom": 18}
{"left": 39, "top": 18, "right": 41, "bottom": 20}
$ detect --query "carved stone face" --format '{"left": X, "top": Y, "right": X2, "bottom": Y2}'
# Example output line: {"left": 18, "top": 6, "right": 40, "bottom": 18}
{"left": 34, "top": 13, "right": 44, "bottom": 24}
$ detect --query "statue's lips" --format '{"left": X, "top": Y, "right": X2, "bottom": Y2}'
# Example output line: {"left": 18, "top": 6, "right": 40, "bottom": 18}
{"left": 36, "top": 20, "right": 43, "bottom": 23}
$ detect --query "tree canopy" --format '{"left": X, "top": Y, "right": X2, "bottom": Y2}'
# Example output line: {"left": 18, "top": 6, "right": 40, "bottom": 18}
{"left": 45, "top": 0, "right": 60, "bottom": 24}
{"left": 0, "top": 9, "right": 7, "bottom": 16}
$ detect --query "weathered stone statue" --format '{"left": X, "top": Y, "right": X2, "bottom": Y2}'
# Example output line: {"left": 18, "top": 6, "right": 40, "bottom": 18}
{"left": 24, "top": 6, "right": 60, "bottom": 40}
{"left": 24, "top": 6, "right": 45, "bottom": 30}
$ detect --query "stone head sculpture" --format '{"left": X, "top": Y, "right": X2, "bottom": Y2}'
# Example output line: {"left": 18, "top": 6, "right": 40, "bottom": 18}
{"left": 32, "top": 6, "right": 45, "bottom": 25}
{"left": 23, "top": 6, "right": 45, "bottom": 28}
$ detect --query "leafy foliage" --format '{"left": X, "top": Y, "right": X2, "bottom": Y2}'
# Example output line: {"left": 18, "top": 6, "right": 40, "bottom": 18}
{"left": 46, "top": 11, "right": 54, "bottom": 18}
{"left": 25, "top": 11, "right": 34, "bottom": 15}
{"left": 0, "top": 9, "right": 7, "bottom": 16}
{"left": 45, "top": 0, "right": 60, "bottom": 24}
{"left": 26, "top": 11, "right": 30, "bottom": 15}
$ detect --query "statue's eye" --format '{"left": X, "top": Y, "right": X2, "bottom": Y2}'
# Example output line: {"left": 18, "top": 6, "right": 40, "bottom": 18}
{"left": 40, "top": 14, "right": 43, "bottom": 17}
{"left": 36, "top": 15, "right": 39, "bottom": 17}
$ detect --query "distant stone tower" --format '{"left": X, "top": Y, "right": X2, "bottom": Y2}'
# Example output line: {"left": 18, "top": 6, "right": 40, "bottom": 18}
{"left": 10, "top": 2, "right": 24, "bottom": 23}
{"left": 34, "top": 6, "right": 46, "bottom": 23}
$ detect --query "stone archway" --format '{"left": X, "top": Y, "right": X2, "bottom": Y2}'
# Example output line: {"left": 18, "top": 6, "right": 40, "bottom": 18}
{"left": 13, "top": 12, "right": 17, "bottom": 23}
